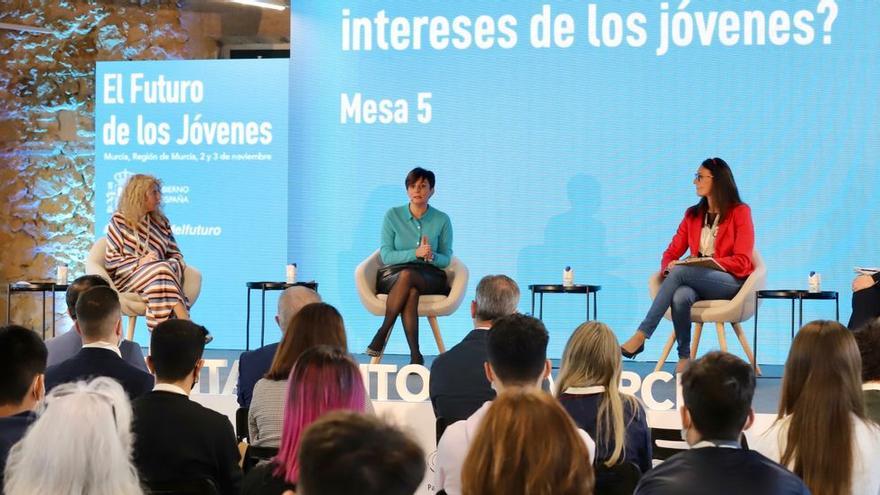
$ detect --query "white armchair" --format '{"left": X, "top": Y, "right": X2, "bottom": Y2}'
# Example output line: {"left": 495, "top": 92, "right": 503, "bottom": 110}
{"left": 649, "top": 251, "right": 766, "bottom": 374}
{"left": 85, "top": 237, "right": 202, "bottom": 342}
{"left": 355, "top": 249, "right": 469, "bottom": 364}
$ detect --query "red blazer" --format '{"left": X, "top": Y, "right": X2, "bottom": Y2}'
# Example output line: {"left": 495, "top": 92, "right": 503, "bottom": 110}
{"left": 661, "top": 203, "right": 755, "bottom": 279}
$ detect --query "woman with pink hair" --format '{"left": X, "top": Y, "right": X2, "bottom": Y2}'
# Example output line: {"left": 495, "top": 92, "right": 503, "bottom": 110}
{"left": 240, "top": 345, "right": 367, "bottom": 494}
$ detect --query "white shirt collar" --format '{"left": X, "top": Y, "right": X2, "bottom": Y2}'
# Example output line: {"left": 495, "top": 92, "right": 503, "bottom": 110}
{"left": 82, "top": 341, "right": 122, "bottom": 358}
{"left": 474, "top": 326, "right": 491, "bottom": 331}
{"left": 563, "top": 385, "right": 606, "bottom": 395}
{"left": 863, "top": 382, "right": 880, "bottom": 391}
{"left": 153, "top": 383, "right": 189, "bottom": 396}
{"left": 692, "top": 440, "right": 740, "bottom": 449}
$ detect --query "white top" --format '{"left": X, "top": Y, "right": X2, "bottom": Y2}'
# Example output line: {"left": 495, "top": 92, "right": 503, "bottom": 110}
{"left": 699, "top": 213, "right": 720, "bottom": 256}
{"left": 432, "top": 401, "right": 597, "bottom": 495}
{"left": 82, "top": 341, "right": 122, "bottom": 358}
{"left": 751, "top": 414, "right": 880, "bottom": 495}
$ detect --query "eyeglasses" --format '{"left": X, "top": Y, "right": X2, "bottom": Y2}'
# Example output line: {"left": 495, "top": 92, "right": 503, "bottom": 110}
{"left": 694, "top": 174, "right": 713, "bottom": 182}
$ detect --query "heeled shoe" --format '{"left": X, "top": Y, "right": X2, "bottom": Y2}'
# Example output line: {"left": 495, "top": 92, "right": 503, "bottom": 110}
{"left": 365, "top": 346, "right": 382, "bottom": 358}
{"left": 410, "top": 354, "right": 425, "bottom": 366}
{"left": 620, "top": 344, "right": 644, "bottom": 359}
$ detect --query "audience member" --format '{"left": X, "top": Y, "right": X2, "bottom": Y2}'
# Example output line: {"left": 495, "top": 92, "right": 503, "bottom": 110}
{"left": 238, "top": 286, "right": 321, "bottom": 407}
{"left": 460, "top": 387, "right": 595, "bottom": 495}
{"left": 3, "top": 377, "right": 143, "bottom": 495}
{"left": 249, "top": 303, "right": 372, "bottom": 448}
{"left": 434, "top": 313, "right": 596, "bottom": 495}
{"left": 44, "top": 286, "right": 153, "bottom": 399}
{"left": 854, "top": 319, "right": 880, "bottom": 423}
{"left": 0, "top": 326, "right": 46, "bottom": 492}
{"left": 636, "top": 351, "right": 808, "bottom": 495}
{"left": 241, "top": 346, "right": 368, "bottom": 495}
{"left": 430, "top": 275, "right": 519, "bottom": 421}
{"left": 131, "top": 320, "right": 242, "bottom": 495}
{"left": 557, "top": 321, "right": 652, "bottom": 476}
{"left": 45, "top": 275, "right": 146, "bottom": 371}
{"left": 752, "top": 320, "right": 880, "bottom": 495}
{"left": 297, "top": 411, "right": 425, "bottom": 495}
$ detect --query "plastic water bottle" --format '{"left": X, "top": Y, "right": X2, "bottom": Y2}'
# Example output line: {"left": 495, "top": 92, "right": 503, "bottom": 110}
{"left": 563, "top": 266, "right": 574, "bottom": 287}
{"left": 286, "top": 263, "right": 297, "bottom": 284}
{"left": 808, "top": 271, "right": 821, "bottom": 293}
{"left": 56, "top": 264, "right": 68, "bottom": 285}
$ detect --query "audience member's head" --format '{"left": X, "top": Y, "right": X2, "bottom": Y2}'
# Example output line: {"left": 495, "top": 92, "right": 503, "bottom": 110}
{"left": 778, "top": 320, "right": 864, "bottom": 495}
{"left": 274, "top": 345, "right": 367, "bottom": 484}
{"left": 486, "top": 313, "right": 549, "bottom": 389}
{"left": 0, "top": 325, "right": 47, "bottom": 414}
{"left": 461, "top": 387, "right": 595, "bottom": 495}
{"left": 297, "top": 411, "right": 424, "bottom": 495}
{"left": 74, "top": 286, "right": 121, "bottom": 343}
{"left": 557, "top": 321, "right": 637, "bottom": 466}
{"left": 266, "top": 302, "right": 346, "bottom": 380}
{"left": 471, "top": 275, "right": 520, "bottom": 323}
{"left": 855, "top": 319, "right": 880, "bottom": 384}
{"left": 3, "top": 377, "right": 143, "bottom": 495}
{"left": 65, "top": 275, "right": 111, "bottom": 320}
{"left": 680, "top": 351, "right": 755, "bottom": 444}
{"left": 147, "top": 320, "right": 208, "bottom": 390}
{"left": 275, "top": 286, "right": 322, "bottom": 332}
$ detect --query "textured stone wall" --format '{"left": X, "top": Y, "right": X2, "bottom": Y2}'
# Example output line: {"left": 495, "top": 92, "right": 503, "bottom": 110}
{"left": 0, "top": 1, "right": 217, "bottom": 332}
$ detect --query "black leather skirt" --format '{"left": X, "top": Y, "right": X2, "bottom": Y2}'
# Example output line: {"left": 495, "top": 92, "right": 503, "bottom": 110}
{"left": 376, "top": 262, "right": 449, "bottom": 295}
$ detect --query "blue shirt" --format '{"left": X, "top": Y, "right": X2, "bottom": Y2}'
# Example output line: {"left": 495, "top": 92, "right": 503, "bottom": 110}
{"left": 380, "top": 204, "right": 453, "bottom": 268}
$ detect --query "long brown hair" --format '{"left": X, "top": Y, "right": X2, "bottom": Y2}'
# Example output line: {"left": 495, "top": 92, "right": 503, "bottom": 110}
{"left": 686, "top": 157, "right": 743, "bottom": 222}
{"left": 265, "top": 303, "right": 347, "bottom": 380}
{"left": 777, "top": 320, "right": 866, "bottom": 495}
{"left": 556, "top": 321, "right": 640, "bottom": 467}
{"left": 461, "top": 388, "right": 594, "bottom": 495}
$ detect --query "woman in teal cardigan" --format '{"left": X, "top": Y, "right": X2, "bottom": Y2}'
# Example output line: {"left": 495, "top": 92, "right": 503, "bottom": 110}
{"left": 366, "top": 168, "right": 453, "bottom": 365}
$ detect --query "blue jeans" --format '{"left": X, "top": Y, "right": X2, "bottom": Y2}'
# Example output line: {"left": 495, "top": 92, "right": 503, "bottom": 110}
{"left": 638, "top": 265, "right": 744, "bottom": 358}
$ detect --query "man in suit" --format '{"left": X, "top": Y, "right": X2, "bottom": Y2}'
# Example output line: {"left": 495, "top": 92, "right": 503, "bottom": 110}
{"left": 45, "top": 274, "right": 147, "bottom": 371}
{"left": 44, "top": 286, "right": 153, "bottom": 399}
{"left": 635, "top": 352, "right": 809, "bottom": 495}
{"left": 0, "top": 325, "right": 47, "bottom": 490}
{"left": 854, "top": 320, "right": 880, "bottom": 423}
{"left": 430, "top": 275, "right": 519, "bottom": 421}
{"left": 132, "top": 319, "right": 242, "bottom": 495}
{"left": 237, "top": 285, "right": 321, "bottom": 407}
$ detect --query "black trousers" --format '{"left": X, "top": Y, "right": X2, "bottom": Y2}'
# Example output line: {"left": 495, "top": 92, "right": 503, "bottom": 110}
{"left": 848, "top": 284, "right": 880, "bottom": 330}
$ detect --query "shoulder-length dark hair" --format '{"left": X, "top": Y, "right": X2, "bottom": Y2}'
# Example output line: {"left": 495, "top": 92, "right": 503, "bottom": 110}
{"left": 265, "top": 303, "right": 347, "bottom": 380}
{"left": 686, "top": 157, "right": 743, "bottom": 222}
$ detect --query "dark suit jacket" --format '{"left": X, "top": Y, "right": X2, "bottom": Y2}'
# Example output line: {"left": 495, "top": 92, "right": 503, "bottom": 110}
{"left": 132, "top": 391, "right": 242, "bottom": 495}
{"left": 44, "top": 347, "right": 153, "bottom": 400}
{"left": 635, "top": 446, "right": 810, "bottom": 495}
{"left": 45, "top": 329, "right": 147, "bottom": 371}
{"left": 237, "top": 343, "right": 279, "bottom": 407}
{"left": 0, "top": 411, "right": 36, "bottom": 493}
{"left": 429, "top": 329, "right": 495, "bottom": 421}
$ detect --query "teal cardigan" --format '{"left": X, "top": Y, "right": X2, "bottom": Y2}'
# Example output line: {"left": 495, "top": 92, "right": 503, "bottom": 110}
{"left": 380, "top": 204, "right": 453, "bottom": 268}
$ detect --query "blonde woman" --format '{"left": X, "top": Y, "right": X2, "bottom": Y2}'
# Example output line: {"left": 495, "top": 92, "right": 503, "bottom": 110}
{"left": 105, "top": 174, "right": 190, "bottom": 331}
{"left": 556, "top": 321, "right": 652, "bottom": 475}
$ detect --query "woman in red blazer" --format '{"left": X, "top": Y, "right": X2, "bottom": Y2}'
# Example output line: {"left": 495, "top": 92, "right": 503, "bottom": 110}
{"left": 620, "top": 158, "right": 755, "bottom": 372}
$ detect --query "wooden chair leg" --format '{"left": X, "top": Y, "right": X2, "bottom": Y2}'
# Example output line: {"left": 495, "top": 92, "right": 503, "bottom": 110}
{"left": 731, "top": 322, "right": 762, "bottom": 376}
{"left": 127, "top": 316, "right": 137, "bottom": 342}
{"left": 690, "top": 323, "right": 704, "bottom": 359}
{"left": 654, "top": 331, "right": 676, "bottom": 373}
{"left": 428, "top": 316, "right": 446, "bottom": 354}
{"left": 715, "top": 322, "right": 728, "bottom": 352}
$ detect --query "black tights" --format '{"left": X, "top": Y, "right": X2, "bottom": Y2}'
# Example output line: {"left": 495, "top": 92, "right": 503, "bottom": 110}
{"left": 368, "top": 268, "right": 427, "bottom": 360}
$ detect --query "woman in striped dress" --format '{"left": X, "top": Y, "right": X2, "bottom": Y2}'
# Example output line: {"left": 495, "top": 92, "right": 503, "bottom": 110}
{"left": 105, "top": 174, "right": 189, "bottom": 330}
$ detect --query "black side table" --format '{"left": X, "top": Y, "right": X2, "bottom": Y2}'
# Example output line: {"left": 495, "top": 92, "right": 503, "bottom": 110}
{"left": 7, "top": 282, "right": 69, "bottom": 339}
{"left": 528, "top": 284, "right": 601, "bottom": 321}
{"left": 753, "top": 289, "right": 839, "bottom": 372}
{"left": 245, "top": 281, "right": 319, "bottom": 350}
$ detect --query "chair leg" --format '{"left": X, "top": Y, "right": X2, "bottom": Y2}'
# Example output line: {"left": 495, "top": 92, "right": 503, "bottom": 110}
{"left": 715, "top": 322, "right": 728, "bottom": 352}
{"left": 731, "top": 322, "right": 762, "bottom": 376}
{"left": 127, "top": 316, "right": 137, "bottom": 342}
{"left": 428, "top": 316, "right": 446, "bottom": 354}
{"left": 654, "top": 331, "right": 676, "bottom": 373}
{"left": 690, "top": 323, "right": 703, "bottom": 359}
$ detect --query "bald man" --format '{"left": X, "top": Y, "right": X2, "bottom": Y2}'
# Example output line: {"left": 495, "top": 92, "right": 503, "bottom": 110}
{"left": 236, "top": 286, "right": 321, "bottom": 407}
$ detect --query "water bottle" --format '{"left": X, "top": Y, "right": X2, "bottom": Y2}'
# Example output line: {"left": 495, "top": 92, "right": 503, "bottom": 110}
{"left": 808, "top": 271, "right": 821, "bottom": 293}
{"left": 563, "top": 266, "right": 574, "bottom": 287}
{"left": 286, "top": 263, "right": 297, "bottom": 284}
{"left": 56, "top": 264, "right": 68, "bottom": 285}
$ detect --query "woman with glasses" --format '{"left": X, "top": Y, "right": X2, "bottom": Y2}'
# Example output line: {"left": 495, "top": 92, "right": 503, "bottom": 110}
{"left": 365, "top": 167, "right": 453, "bottom": 365}
{"left": 620, "top": 158, "right": 755, "bottom": 373}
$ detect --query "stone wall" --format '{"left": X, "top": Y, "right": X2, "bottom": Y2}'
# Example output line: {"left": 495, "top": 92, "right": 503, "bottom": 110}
{"left": 0, "top": 1, "right": 227, "bottom": 333}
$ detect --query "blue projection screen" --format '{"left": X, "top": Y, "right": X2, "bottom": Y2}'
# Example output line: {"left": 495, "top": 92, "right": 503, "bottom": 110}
{"left": 290, "top": 1, "right": 879, "bottom": 363}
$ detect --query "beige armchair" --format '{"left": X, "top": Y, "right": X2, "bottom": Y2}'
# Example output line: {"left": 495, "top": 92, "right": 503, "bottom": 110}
{"left": 649, "top": 251, "right": 766, "bottom": 374}
{"left": 85, "top": 237, "right": 202, "bottom": 342}
{"left": 355, "top": 249, "right": 469, "bottom": 364}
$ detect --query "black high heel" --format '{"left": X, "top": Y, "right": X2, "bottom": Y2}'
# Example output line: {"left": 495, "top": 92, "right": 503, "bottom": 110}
{"left": 365, "top": 346, "right": 382, "bottom": 358}
{"left": 410, "top": 354, "right": 425, "bottom": 366}
{"left": 620, "top": 344, "right": 644, "bottom": 359}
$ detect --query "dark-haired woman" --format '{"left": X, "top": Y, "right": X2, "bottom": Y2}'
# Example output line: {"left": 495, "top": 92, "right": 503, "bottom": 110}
{"left": 366, "top": 167, "right": 453, "bottom": 365}
{"left": 621, "top": 158, "right": 755, "bottom": 372}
